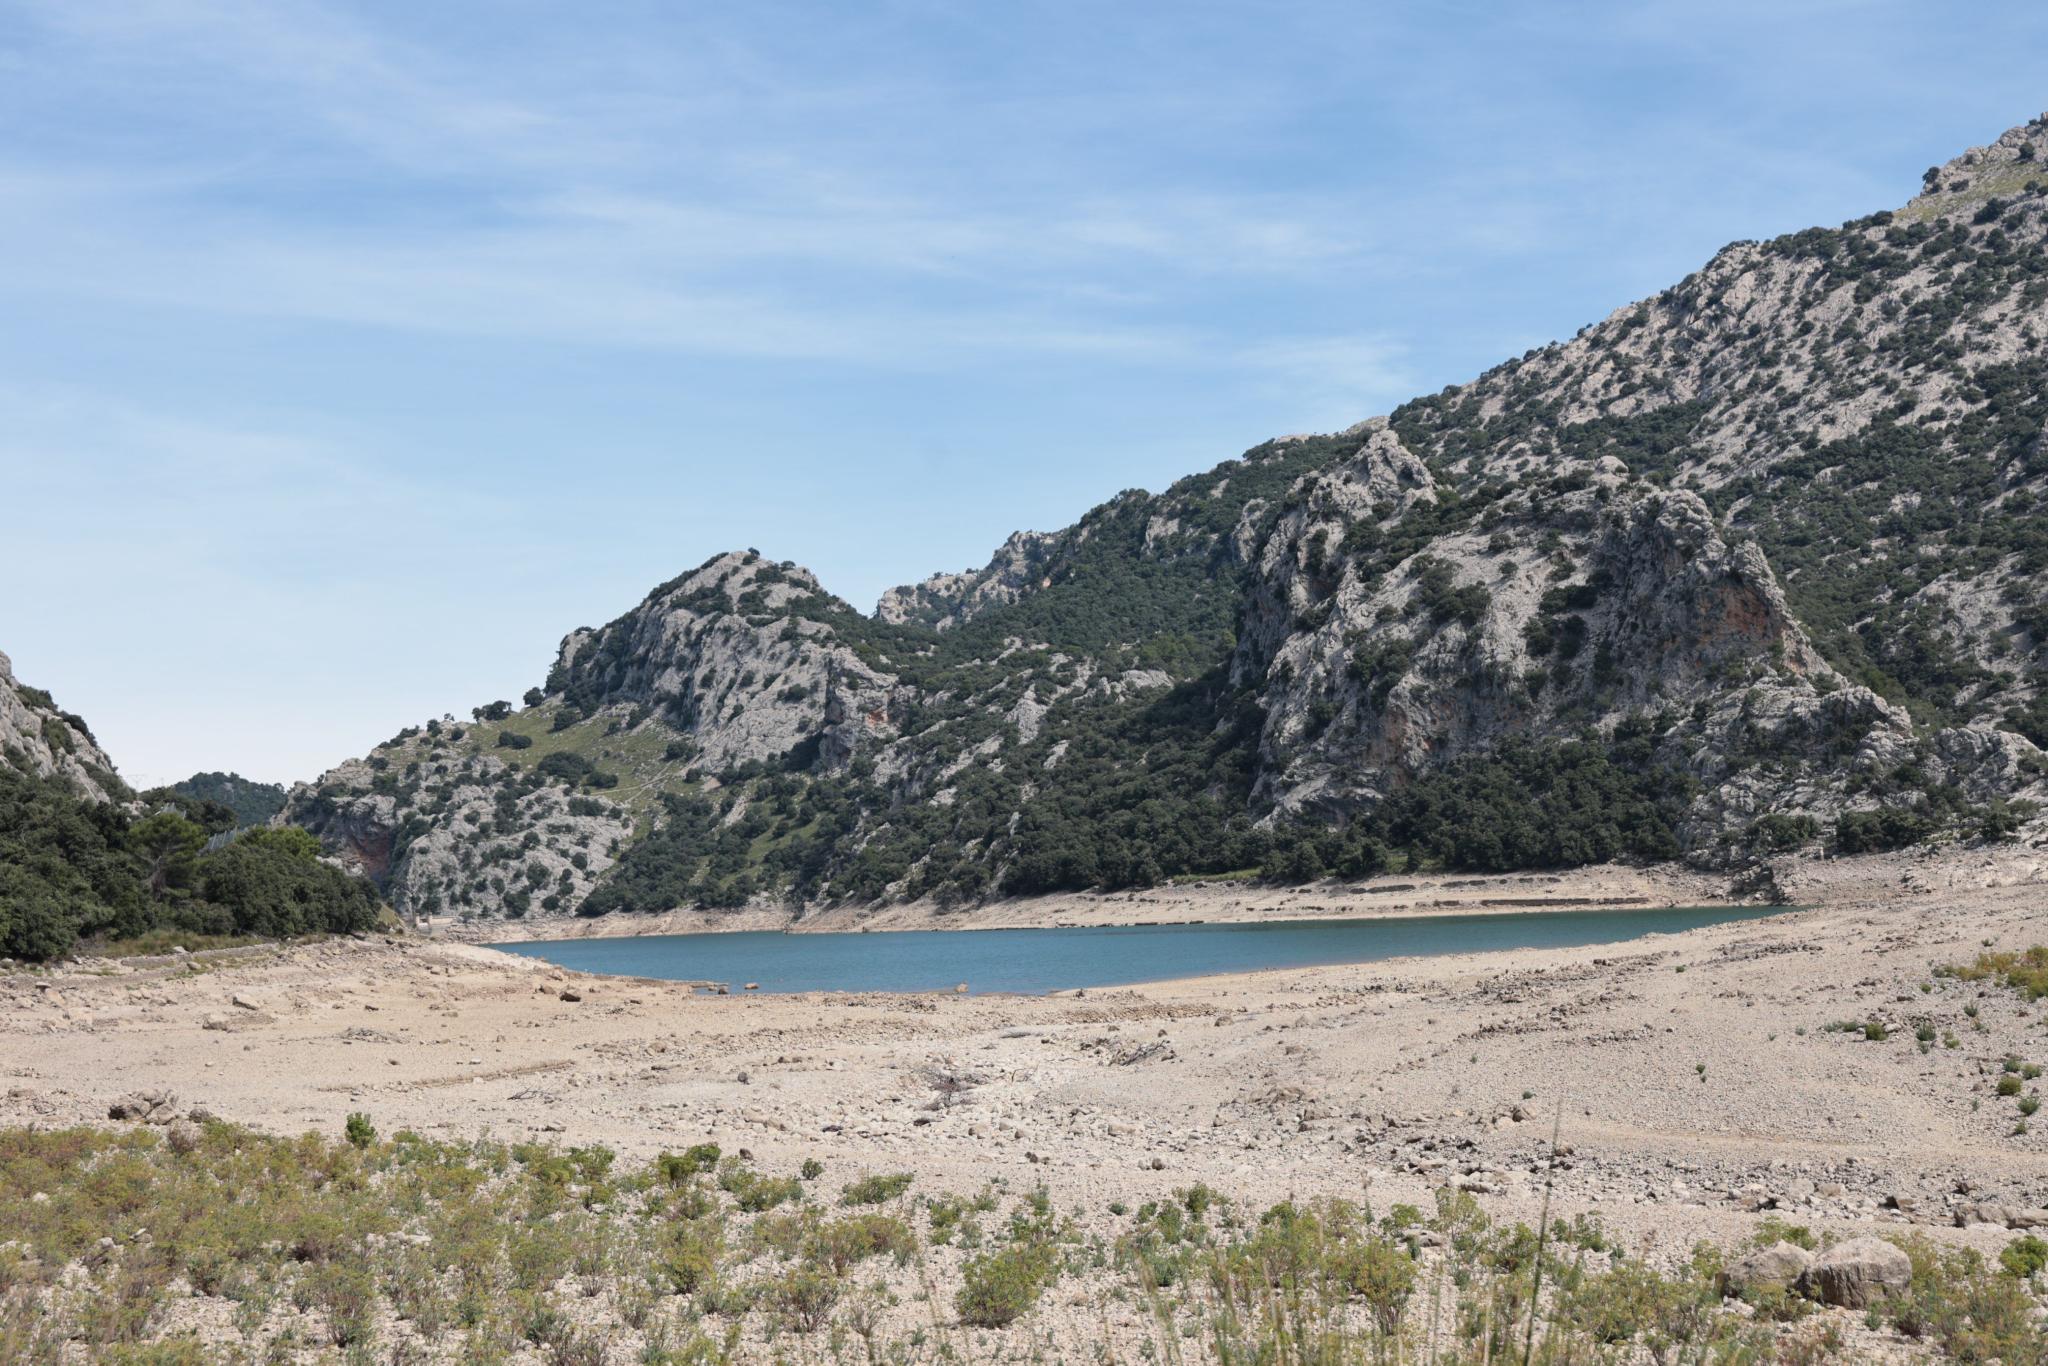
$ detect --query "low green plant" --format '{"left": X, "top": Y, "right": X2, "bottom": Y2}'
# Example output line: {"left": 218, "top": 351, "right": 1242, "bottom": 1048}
{"left": 840, "top": 1172, "right": 914, "bottom": 1206}
{"left": 955, "top": 1239, "right": 1058, "bottom": 1327}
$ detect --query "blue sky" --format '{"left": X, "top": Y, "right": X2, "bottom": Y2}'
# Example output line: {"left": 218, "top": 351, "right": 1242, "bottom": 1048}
{"left": 4, "top": 0, "right": 2046, "bottom": 788}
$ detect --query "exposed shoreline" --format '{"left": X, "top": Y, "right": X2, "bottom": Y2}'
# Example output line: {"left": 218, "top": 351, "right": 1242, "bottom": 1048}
{"left": 447, "top": 858, "right": 1740, "bottom": 945}
{"left": 7, "top": 842, "right": 2048, "bottom": 1358}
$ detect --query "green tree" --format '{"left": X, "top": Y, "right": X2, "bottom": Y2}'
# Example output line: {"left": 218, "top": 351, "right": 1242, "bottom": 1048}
{"left": 129, "top": 811, "right": 206, "bottom": 900}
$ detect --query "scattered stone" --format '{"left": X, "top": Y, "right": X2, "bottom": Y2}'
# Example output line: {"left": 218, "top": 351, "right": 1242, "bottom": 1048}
{"left": 1798, "top": 1237, "right": 1911, "bottom": 1309}
{"left": 558, "top": 989, "right": 582, "bottom": 1003}
{"left": 107, "top": 1090, "right": 178, "bottom": 1124}
{"left": 1722, "top": 1242, "right": 1812, "bottom": 1297}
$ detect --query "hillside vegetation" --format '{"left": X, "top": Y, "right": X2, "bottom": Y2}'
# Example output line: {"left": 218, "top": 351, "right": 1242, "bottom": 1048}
{"left": 276, "top": 116, "right": 2048, "bottom": 928}
{"left": 0, "top": 658, "right": 385, "bottom": 962}
{"left": 3, "top": 1118, "right": 2033, "bottom": 1362}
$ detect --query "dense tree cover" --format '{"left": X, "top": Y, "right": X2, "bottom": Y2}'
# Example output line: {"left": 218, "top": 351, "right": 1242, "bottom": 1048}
{"left": 1711, "top": 370, "right": 2048, "bottom": 724}
{"left": 165, "top": 771, "right": 286, "bottom": 828}
{"left": 0, "top": 767, "right": 382, "bottom": 961}
{"left": 579, "top": 672, "right": 1704, "bottom": 914}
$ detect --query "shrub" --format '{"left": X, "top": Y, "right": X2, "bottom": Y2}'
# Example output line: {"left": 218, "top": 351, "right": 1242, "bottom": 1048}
{"left": 841, "top": 1172, "right": 914, "bottom": 1206}
{"left": 1835, "top": 806, "right": 1932, "bottom": 854}
{"left": 771, "top": 1264, "right": 840, "bottom": 1333}
{"left": 809, "top": 1213, "right": 915, "bottom": 1276}
{"left": 344, "top": 1112, "right": 376, "bottom": 1149}
{"left": 1945, "top": 946, "right": 2048, "bottom": 1001}
{"left": 1333, "top": 1234, "right": 1417, "bottom": 1335}
{"left": 2001, "top": 1234, "right": 2048, "bottom": 1281}
{"left": 956, "top": 1240, "right": 1057, "bottom": 1327}
{"left": 655, "top": 1218, "right": 723, "bottom": 1295}
{"left": 658, "top": 1143, "right": 722, "bottom": 1184}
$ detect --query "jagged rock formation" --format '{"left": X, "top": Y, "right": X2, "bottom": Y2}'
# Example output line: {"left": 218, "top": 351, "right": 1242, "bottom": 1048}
{"left": 0, "top": 650, "right": 126, "bottom": 803}
{"left": 287, "top": 116, "right": 2048, "bottom": 925}
{"left": 876, "top": 532, "right": 1060, "bottom": 630}
{"left": 547, "top": 554, "right": 901, "bottom": 774}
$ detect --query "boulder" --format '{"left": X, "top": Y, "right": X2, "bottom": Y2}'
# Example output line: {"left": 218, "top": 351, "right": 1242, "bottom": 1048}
{"left": 1957, "top": 1201, "right": 2012, "bottom": 1228}
{"left": 1722, "top": 1241, "right": 1812, "bottom": 1297}
{"left": 107, "top": 1089, "right": 178, "bottom": 1124}
{"left": 1797, "top": 1237, "right": 1911, "bottom": 1309}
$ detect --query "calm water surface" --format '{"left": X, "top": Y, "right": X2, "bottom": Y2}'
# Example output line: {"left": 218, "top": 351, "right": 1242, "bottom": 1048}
{"left": 490, "top": 904, "right": 1787, "bottom": 995}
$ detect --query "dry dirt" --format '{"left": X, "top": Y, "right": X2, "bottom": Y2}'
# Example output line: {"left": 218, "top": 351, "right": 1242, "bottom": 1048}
{"left": 6, "top": 845, "right": 2048, "bottom": 1278}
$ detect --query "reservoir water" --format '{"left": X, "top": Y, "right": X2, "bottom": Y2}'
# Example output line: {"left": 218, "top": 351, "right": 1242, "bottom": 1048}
{"left": 490, "top": 904, "right": 1787, "bottom": 995}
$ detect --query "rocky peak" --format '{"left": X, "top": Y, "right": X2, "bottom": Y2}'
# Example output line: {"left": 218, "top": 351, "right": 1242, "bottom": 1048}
{"left": 875, "top": 530, "right": 1061, "bottom": 630}
{"left": 0, "top": 649, "right": 126, "bottom": 803}
{"left": 1909, "top": 114, "right": 2048, "bottom": 218}
{"left": 545, "top": 550, "right": 897, "bottom": 775}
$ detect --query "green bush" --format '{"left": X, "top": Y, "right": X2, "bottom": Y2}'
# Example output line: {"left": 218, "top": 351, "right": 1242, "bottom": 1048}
{"left": 956, "top": 1239, "right": 1057, "bottom": 1327}
{"left": 0, "top": 767, "right": 381, "bottom": 962}
{"left": 841, "top": 1172, "right": 914, "bottom": 1206}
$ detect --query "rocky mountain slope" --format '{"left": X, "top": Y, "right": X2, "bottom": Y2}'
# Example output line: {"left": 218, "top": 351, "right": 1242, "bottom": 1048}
{"left": 0, "top": 650, "right": 127, "bottom": 804}
{"left": 287, "top": 116, "right": 2048, "bottom": 926}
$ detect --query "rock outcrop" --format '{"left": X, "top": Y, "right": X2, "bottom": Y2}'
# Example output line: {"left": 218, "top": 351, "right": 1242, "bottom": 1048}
{"left": 547, "top": 553, "right": 899, "bottom": 775}
{"left": 1722, "top": 1241, "right": 1813, "bottom": 1297}
{"left": 0, "top": 650, "right": 126, "bottom": 802}
{"left": 1797, "top": 1237, "right": 1913, "bottom": 1309}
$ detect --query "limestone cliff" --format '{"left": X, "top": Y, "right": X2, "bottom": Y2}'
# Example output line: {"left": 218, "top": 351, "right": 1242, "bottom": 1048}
{"left": 286, "top": 115, "right": 2048, "bottom": 924}
{"left": 0, "top": 651, "right": 126, "bottom": 803}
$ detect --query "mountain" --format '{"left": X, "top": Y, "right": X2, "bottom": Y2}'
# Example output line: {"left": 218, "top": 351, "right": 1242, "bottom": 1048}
{"left": 168, "top": 772, "right": 288, "bottom": 830}
{"left": 0, "top": 650, "right": 129, "bottom": 805}
{"left": 285, "top": 116, "right": 2048, "bottom": 927}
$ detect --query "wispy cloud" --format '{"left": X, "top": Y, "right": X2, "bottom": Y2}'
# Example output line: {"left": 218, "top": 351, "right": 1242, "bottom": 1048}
{"left": 7, "top": 0, "right": 2048, "bottom": 787}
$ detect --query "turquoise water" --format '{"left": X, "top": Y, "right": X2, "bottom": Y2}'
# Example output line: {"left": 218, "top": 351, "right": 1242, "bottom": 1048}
{"left": 489, "top": 904, "right": 1785, "bottom": 995}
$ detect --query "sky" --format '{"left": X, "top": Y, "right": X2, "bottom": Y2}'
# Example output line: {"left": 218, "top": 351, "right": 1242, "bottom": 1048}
{"left": 4, "top": 1, "right": 2047, "bottom": 789}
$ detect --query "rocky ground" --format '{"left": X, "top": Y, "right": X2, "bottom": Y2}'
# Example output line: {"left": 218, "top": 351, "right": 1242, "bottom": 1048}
{"left": 6, "top": 844, "right": 2048, "bottom": 1356}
